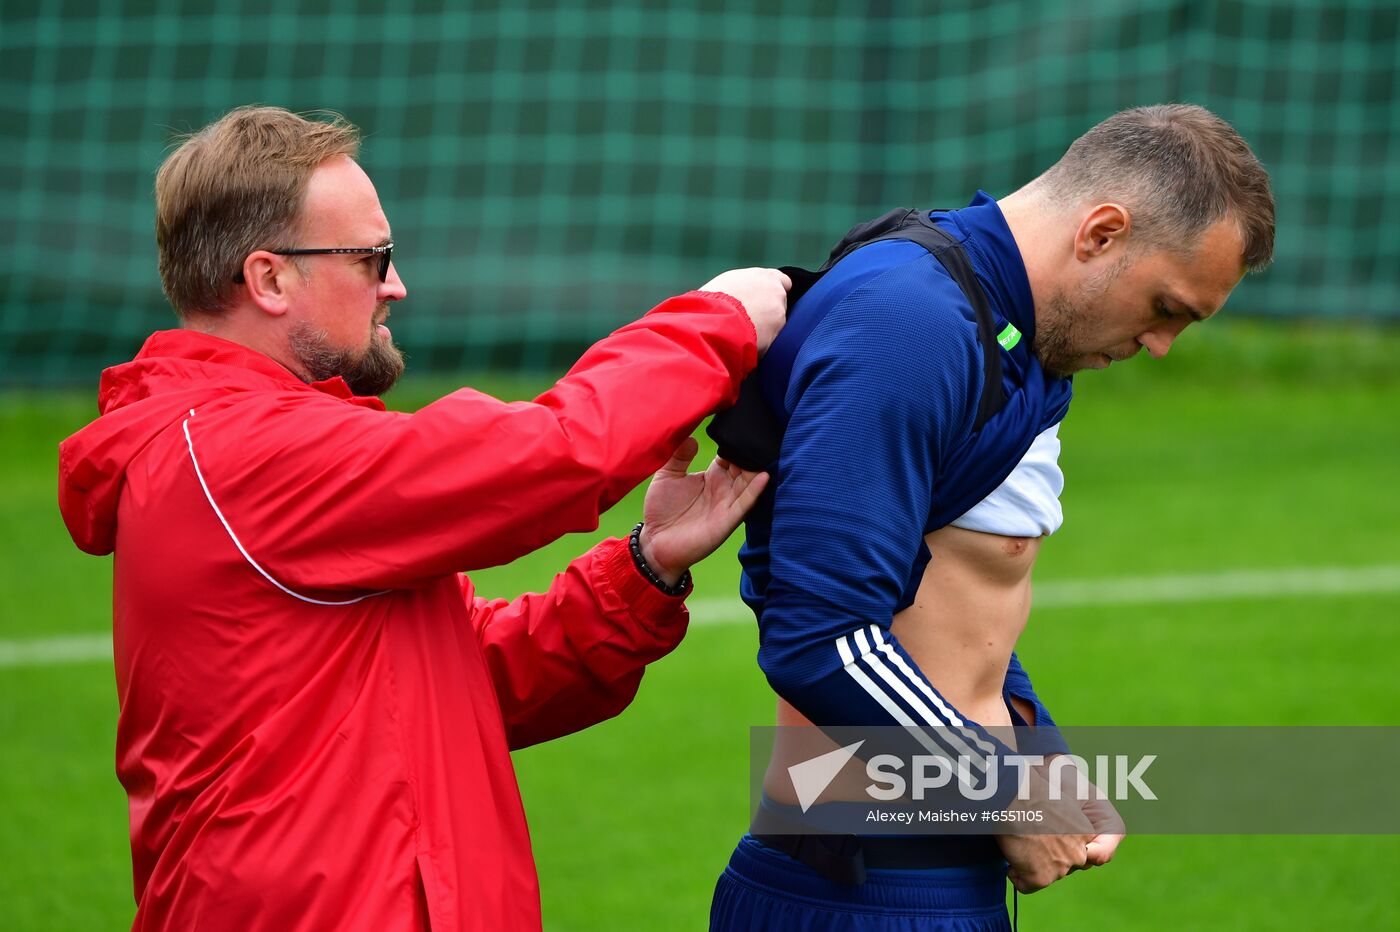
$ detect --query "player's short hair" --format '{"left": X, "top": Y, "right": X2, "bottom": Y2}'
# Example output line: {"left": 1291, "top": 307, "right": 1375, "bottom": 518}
{"left": 155, "top": 105, "right": 361, "bottom": 317}
{"left": 1032, "top": 104, "right": 1274, "bottom": 272}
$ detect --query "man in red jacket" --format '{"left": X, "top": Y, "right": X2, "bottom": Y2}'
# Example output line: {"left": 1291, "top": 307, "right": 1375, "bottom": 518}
{"left": 57, "top": 105, "right": 789, "bottom": 931}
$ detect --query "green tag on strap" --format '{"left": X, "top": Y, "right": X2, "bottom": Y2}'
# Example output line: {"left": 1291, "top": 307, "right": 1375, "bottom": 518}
{"left": 997, "top": 322, "right": 1022, "bottom": 351}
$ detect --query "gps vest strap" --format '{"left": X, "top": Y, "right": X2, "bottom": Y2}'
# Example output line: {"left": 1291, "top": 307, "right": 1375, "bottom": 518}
{"left": 707, "top": 209, "right": 1006, "bottom": 471}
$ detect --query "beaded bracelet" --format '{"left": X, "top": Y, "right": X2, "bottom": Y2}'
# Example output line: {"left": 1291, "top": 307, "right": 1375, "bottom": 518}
{"left": 628, "top": 522, "right": 692, "bottom": 597}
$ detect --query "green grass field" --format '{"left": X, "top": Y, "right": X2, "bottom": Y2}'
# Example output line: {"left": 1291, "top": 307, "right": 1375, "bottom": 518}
{"left": 2, "top": 320, "right": 1398, "bottom": 929}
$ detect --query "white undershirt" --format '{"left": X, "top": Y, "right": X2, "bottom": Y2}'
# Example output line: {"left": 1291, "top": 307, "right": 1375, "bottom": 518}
{"left": 949, "top": 423, "right": 1064, "bottom": 538}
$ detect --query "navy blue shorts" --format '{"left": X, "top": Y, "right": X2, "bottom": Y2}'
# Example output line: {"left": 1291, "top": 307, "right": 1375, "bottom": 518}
{"left": 710, "top": 835, "right": 1011, "bottom": 932}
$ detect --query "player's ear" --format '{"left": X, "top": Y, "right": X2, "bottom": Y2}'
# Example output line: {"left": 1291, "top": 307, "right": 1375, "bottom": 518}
{"left": 1073, "top": 204, "right": 1130, "bottom": 261}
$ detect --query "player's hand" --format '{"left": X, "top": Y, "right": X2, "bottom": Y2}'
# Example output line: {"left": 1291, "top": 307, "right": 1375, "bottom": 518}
{"left": 636, "top": 437, "right": 770, "bottom": 585}
{"left": 699, "top": 267, "right": 791, "bottom": 355}
{"left": 1044, "top": 754, "right": 1126, "bottom": 869}
{"left": 1079, "top": 784, "right": 1126, "bottom": 867}
{"left": 996, "top": 766, "right": 1095, "bottom": 894}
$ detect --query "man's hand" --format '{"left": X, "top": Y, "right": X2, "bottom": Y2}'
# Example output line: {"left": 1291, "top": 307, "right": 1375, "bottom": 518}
{"left": 997, "top": 765, "right": 1095, "bottom": 894}
{"left": 1043, "top": 754, "right": 1126, "bottom": 869}
{"left": 699, "top": 267, "right": 792, "bottom": 355}
{"left": 1075, "top": 775, "right": 1125, "bottom": 867}
{"left": 637, "top": 437, "right": 769, "bottom": 585}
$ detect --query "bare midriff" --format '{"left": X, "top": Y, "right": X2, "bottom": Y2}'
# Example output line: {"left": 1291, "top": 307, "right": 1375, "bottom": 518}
{"left": 763, "top": 525, "right": 1042, "bottom": 804}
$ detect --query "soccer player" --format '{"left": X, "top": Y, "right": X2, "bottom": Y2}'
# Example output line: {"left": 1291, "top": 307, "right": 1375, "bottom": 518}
{"left": 709, "top": 104, "right": 1275, "bottom": 931}
{"left": 56, "top": 105, "right": 791, "bottom": 931}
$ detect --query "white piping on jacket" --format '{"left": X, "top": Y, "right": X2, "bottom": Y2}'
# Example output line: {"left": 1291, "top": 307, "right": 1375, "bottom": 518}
{"left": 182, "top": 409, "right": 388, "bottom": 606}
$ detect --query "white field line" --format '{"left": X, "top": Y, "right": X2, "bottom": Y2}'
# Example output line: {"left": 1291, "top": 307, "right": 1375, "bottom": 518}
{"left": 4, "top": 564, "right": 1400, "bottom": 669}
{"left": 686, "top": 564, "right": 1400, "bottom": 627}
{"left": 0, "top": 633, "right": 112, "bottom": 668}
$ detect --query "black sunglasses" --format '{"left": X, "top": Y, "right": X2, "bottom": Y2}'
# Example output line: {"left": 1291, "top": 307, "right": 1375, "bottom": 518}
{"left": 233, "top": 243, "right": 394, "bottom": 283}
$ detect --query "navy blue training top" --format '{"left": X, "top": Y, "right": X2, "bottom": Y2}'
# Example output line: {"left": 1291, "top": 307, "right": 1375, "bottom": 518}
{"left": 740, "top": 192, "right": 1074, "bottom": 791}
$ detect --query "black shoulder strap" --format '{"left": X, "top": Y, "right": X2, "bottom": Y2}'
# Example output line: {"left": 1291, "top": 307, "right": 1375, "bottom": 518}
{"left": 707, "top": 210, "right": 1008, "bottom": 471}
{"left": 852, "top": 215, "right": 1005, "bottom": 428}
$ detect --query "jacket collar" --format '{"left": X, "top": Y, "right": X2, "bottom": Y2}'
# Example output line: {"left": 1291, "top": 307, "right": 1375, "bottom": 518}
{"left": 936, "top": 191, "right": 1038, "bottom": 343}
{"left": 99, "top": 329, "right": 382, "bottom": 414}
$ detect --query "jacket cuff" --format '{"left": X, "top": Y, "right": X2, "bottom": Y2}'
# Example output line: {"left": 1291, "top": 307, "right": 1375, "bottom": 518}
{"left": 689, "top": 289, "right": 758, "bottom": 348}
{"left": 598, "top": 536, "right": 690, "bottom": 625}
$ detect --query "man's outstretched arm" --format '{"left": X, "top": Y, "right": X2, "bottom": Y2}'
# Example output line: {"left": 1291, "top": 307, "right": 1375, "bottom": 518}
{"left": 466, "top": 536, "right": 687, "bottom": 750}
{"left": 472, "top": 439, "right": 769, "bottom": 749}
{"left": 173, "top": 280, "right": 784, "bottom": 595}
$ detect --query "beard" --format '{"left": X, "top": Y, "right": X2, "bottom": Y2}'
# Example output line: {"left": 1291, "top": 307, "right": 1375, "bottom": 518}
{"left": 1032, "top": 258, "right": 1127, "bottom": 378}
{"left": 289, "top": 309, "right": 405, "bottom": 397}
{"left": 1031, "top": 290, "right": 1084, "bottom": 379}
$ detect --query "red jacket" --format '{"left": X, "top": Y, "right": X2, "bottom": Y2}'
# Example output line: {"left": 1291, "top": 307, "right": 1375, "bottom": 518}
{"left": 57, "top": 292, "right": 757, "bottom": 931}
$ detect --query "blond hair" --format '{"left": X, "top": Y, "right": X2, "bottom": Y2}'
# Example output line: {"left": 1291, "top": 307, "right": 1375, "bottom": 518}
{"left": 155, "top": 105, "right": 361, "bottom": 316}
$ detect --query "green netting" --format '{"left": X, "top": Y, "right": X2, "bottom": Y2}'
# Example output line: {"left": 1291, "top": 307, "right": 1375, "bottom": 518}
{"left": 3, "top": 0, "right": 1397, "bottom": 386}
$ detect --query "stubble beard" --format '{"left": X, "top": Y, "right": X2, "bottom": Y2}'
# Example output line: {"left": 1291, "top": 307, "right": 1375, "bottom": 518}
{"left": 1032, "top": 258, "right": 1127, "bottom": 379}
{"left": 1031, "top": 290, "right": 1081, "bottom": 379}
{"left": 289, "top": 307, "right": 406, "bottom": 397}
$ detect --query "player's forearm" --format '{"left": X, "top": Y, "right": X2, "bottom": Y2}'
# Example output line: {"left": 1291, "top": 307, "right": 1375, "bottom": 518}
{"left": 759, "top": 603, "right": 1028, "bottom": 811}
